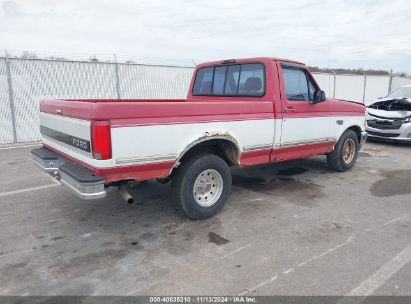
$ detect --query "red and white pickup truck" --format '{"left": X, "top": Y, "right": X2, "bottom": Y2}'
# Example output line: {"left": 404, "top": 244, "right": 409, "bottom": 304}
{"left": 32, "top": 57, "right": 366, "bottom": 219}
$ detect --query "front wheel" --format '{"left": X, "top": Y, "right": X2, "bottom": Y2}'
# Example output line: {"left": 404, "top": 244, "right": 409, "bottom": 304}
{"left": 172, "top": 153, "right": 232, "bottom": 219}
{"left": 327, "top": 130, "right": 359, "bottom": 172}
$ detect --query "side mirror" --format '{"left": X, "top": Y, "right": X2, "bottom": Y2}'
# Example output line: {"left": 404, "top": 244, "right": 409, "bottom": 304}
{"left": 311, "top": 90, "right": 326, "bottom": 104}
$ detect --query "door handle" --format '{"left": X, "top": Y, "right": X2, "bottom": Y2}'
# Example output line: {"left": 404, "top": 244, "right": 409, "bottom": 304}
{"left": 283, "top": 107, "right": 296, "bottom": 113}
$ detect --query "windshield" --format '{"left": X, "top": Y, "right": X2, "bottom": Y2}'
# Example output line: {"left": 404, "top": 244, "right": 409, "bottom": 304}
{"left": 385, "top": 87, "right": 411, "bottom": 99}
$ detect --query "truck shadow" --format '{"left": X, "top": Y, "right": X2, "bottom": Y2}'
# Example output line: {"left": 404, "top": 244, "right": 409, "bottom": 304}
{"left": 96, "top": 155, "right": 334, "bottom": 219}
{"left": 61, "top": 156, "right": 331, "bottom": 235}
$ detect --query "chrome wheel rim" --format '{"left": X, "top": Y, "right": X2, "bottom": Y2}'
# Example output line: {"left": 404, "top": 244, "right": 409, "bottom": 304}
{"left": 343, "top": 138, "right": 356, "bottom": 164}
{"left": 193, "top": 169, "right": 223, "bottom": 207}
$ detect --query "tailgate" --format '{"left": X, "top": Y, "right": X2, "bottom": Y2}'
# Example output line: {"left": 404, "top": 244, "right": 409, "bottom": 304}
{"left": 40, "top": 112, "right": 92, "bottom": 157}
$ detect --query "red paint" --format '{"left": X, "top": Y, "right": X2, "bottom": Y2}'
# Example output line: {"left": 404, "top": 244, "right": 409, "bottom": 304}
{"left": 272, "top": 141, "right": 336, "bottom": 162}
{"left": 239, "top": 141, "right": 336, "bottom": 166}
{"left": 240, "top": 148, "right": 272, "bottom": 166}
{"left": 40, "top": 97, "right": 362, "bottom": 128}
{"left": 41, "top": 99, "right": 96, "bottom": 120}
{"left": 95, "top": 161, "right": 175, "bottom": 183}
{"left": 110, "top": 113, "right": 274, "bottom": 127}
{"left": 41, "top": 99, "right": 275, "bottom": 123}
{"left": 44, "top": 143, "right": 174, "bottom": 183}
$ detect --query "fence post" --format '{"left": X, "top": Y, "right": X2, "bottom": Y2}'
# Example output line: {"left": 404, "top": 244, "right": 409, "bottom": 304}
{"left": 331, "top": 69, "right": 336, "bottom": 98}
{"left": 4, "top": 53, "right": 18, "bottom": 143}
{"left": 113, "top": 54, "right": 122, "bottom": 99}
{"left": 388, "top": 69, "right": 393, "bottom": 94}
{"left": 362, "top": 71, "right": 367, "bottom": 104}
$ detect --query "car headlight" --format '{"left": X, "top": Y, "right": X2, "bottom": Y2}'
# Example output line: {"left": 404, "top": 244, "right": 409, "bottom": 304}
{"left": 404, "top": 116, "right": 411, "bottom": 123}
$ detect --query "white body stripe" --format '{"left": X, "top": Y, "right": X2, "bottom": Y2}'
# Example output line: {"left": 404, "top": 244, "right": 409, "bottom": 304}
{"left": 40, "top": 113, "right": 91, "bottom": 140}
{"left": 41, "top": 114, "right": 364, "bottom": 169}
{"left": 111, "top": 119, "right": 276, "bottom": 165}
{"left": 281, "top": 117, "right": 331, "bottom": 146}
{"left": 280, "top": 116, "right": 364, "bottom": 146}
{"left": 331, "top": 115, "right": 366, "bottom": 140}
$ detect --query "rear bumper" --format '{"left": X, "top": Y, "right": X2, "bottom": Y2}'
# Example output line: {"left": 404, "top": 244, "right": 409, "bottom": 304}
{"left": 31, "top": 147, "right": 106, "bottom": 200}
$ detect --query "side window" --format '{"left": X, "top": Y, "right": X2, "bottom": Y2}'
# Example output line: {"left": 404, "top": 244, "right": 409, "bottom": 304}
{"left": 282, "top": 67, "right": 309, "bottom": 101}
{"left": 192, "top": 67, "right": 214, "bottom": 95}
{"left": 192, "top": 63, "right": 265, "bottom": 96}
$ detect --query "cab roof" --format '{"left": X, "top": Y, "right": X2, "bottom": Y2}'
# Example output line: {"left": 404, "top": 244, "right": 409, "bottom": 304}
{"left": 195, "top": 57, "right": 305, "bottom": 68}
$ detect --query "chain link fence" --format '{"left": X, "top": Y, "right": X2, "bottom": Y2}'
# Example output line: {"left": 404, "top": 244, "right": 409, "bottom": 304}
{"left": 0, "top": 57, "right": 194, "bottom": 144}
{"left": 1, "top": 56, "right": 411, "bottom": 144}
{"left": 311, "top": 72, "right": 408, "bottom": 105}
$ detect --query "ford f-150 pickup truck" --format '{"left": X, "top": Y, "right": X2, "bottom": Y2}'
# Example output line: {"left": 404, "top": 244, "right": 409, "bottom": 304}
{"left": 31, "top": 57, "right": 366, "bottom": 219}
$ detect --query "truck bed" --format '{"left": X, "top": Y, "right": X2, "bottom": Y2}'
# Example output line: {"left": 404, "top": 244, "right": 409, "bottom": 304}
{"left": 40, "top": 99, "right": 276, "bottom": 122}
{"left": 38, "top": 98, "right": 277, "bottom": 184}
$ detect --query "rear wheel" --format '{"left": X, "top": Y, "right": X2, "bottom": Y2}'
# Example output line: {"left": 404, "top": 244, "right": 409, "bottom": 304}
{"left": 172, "top": 153, "right": 231, "bottom": 219}
{"left": 327, "top": 130, "right": 359, "bottom": 172}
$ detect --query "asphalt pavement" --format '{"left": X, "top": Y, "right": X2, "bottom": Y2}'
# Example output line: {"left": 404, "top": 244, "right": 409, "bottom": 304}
{"left": 0, "top": 141, "right": 410, "bottom": 296}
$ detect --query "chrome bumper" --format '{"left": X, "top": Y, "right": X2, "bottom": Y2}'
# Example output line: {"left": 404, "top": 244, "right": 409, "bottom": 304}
{"left": 59, "top": 170, "right": 106, "bottom": 200}
{"left": 31, "top": 147, "right": 106, "bottom": 200}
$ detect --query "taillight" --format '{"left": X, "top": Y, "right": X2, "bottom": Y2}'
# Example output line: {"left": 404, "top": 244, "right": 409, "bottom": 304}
{"left": 91, "top": 121, "right": 112, "bottom": 160}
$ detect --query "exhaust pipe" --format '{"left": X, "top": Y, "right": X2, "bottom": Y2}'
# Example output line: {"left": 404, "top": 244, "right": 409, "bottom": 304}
{"left": 119, "top": 185, "right": 134, "bottom": 204}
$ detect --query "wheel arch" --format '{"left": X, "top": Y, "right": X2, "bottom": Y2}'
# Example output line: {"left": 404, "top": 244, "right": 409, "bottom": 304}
{"left": 346, "top": 124, "right": 362, "bottom": 144}
{"left": 170, "top": 133, "right": 241, "bottom": 174}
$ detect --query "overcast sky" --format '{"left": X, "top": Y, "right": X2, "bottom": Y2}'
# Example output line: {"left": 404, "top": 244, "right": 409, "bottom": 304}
{"left": 1, "top": 0, "right": 410, "bottom": 72}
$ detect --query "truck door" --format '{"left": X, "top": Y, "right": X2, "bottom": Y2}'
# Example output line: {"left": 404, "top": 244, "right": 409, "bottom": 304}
{"left": 276, "top": 63, "right": 333, "bottom": 161}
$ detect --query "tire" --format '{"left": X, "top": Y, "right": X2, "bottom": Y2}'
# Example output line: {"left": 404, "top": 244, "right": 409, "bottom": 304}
{"left": 327, "top": 129, "right": 359, "bottom": 172}
{"left": 172, "top": 153, "right": 232, "bottom": 219}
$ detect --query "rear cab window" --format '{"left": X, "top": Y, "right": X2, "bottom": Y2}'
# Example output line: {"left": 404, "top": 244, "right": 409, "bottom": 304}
{"left": 192, "top": 62, "right": 265, "bottom": 97}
